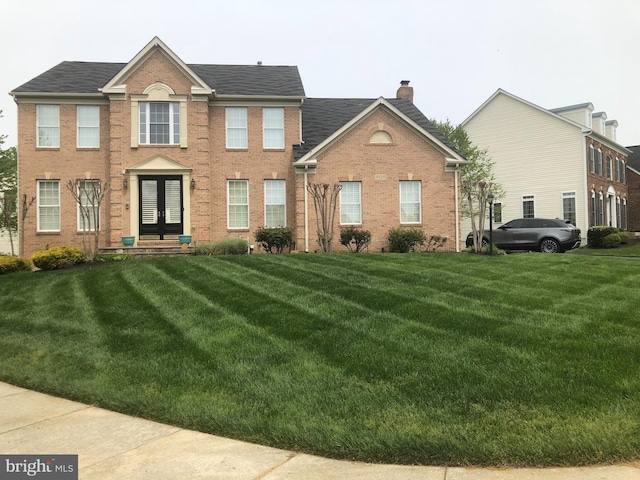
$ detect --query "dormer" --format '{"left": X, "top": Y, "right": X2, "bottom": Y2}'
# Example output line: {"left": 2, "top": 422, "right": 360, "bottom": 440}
{"left": 605, "top": 120, "right": 618, "bottom": 142}
{"left": 550, "top": 102, "right": 594, "bottom": 128}
{"left": 592, "top": 112, "right": 607, "bottom": 135}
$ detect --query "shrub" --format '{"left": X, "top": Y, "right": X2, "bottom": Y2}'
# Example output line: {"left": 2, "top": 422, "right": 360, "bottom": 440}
{"left": 587, "top": 226, "right": 619, "bottom": 248}
{"left": 254, "top": 227, "right": 294, "bottom": 254}
{"left": 340, "top": 227, "right": 372, "bottom": 253}
{"left": 0, "top": 256, "right": 32, "bottom": 275}
{"left": 603, "top": 233, "right": 621, "bottom": 248}
{"left": 95, "top": 254, "right": 136, "bottom": 262}
{"left": 194, "top": 238, "right": 248, "bottom": 255}
{"left": 31, "top": 247, "right": 86, "bottom": 271}
{"left": 618, "top": 231, "right": 629, "bottom": 245}
{"left": 425, "top": 235, "right": 449, "bottom": 252}
{"left": 387, "top": 228, "right": 426, "bottom": 253}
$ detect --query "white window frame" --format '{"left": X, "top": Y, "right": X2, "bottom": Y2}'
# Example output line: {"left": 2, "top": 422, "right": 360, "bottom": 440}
{"left": 37, "top": 180, "right": 60, "bottom": 232}
{"left": 263, "top": 107, "right": 284, "bottom": 149}
{"left": 227, "top": 180, "right": 249, "bottom": 229}
{"left": 400, "top": 180, "right": 422, "bottom": 224}
{"left": 77, "top": 106, "right": 100, "bottom": 148}
{"left": 226, "top": 107, "right": 248, "bottom": 149}
{"left": 37, "top": 105, "right": 60, "bottom": 148}
{"left": 340, "top": 181, "right": 362, "bottom": 225}
{"left": 562, "top": 192, "right": 577, "bottom": 226}
{"left": 77, "top": 180, "right": 101, "bottom": 231}
{"left": 522, "top": 195, "right": 535, "bottom": 218}
{"left": 264, "top": 179, "right": 286, "bottom": 227}
{"left": 139, "top": 102, "right": 180, "bottom": 145}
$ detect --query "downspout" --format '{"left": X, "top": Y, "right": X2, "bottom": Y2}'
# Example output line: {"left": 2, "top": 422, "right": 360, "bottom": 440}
{"left": 454, "top": 164, "right": 460, "bottom": 252}
{"left": 304, "top": 165, "right": 309, "bottom": 252}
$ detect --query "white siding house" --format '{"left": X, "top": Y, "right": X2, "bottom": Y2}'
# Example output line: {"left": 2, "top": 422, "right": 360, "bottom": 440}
{"left": 461, "top": 89, "right": 630, "bottom": 247}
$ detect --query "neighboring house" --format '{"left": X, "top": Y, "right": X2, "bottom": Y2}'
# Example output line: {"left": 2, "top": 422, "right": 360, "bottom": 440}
{"left": 626, "top": 146, "right": 640, "bottom": 231}
{"left": 462, "top": 89, "right": 630, "bottom": 243}
{"left": 10, "top": 37, "right": 467, "bottom": 257}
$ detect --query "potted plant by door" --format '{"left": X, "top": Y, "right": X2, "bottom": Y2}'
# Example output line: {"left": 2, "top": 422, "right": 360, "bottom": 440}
{"left": 121, "top": 236, "right": 135, "bottom": 247}
{"left": 178, "top": 234, "right": 192, "bottom": 245}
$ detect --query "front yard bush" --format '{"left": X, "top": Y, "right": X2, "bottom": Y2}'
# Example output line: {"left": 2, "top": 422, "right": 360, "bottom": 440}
{"left": 254, "top": 227, "right": 294, "bottom": 253}
{"left": 31, "top": 247, "right": 86, "bottom": 271}
{"left": 603, "top": 233, "right": 621, "bottom": 248}
{"left": 0, "top": 256, "right": 32, "bottom": 275}
{"left": 194, "top": 238, "right": 248, "bottom": 255}
{"left": 340, "top": 227, "right": 371, "bottom": 253}
{"left": 387, "top": 227, "right": 426, "bottom": 253}
{"left": 588, "top": 226, "right": 628, "bottom": 248}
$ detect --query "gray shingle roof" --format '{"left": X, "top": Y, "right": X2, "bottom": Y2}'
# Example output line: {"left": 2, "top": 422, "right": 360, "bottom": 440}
{"left": 294, "top": 97, "right": 461, "bottom": 159}
{"left": 11, "top": 61, "right": 305, "bottom": 97}
{"left": 627, "top": 145, "right": 640, "bottom": 172}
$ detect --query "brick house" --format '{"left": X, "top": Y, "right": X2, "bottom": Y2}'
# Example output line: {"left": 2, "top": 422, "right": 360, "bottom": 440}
{"left": 626, "top": 146, "right": 640, "bottom": 231}
{"left": 462, "top": 89, "right": 631, "bottom": 243}
{"left": 10, "top": 37, "right": 467, "bottom": 257}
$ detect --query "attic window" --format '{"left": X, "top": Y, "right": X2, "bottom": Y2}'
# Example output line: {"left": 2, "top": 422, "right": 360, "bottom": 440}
{"left": 370, "top": 130, "right": 392, "bottom": 144}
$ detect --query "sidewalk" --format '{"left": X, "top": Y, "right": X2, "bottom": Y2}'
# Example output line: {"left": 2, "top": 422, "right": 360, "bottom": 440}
{"left": 1, "top": 382, "right": 638, "bottom": 479}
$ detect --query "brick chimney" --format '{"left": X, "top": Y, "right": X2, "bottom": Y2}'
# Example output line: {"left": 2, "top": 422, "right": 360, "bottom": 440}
{"left": 396, "top": 80, "right": 414, "bottom": 103}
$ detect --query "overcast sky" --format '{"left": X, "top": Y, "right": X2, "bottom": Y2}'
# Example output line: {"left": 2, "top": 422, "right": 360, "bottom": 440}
{"left": 1, "top": 0, "right": 638, "bottom": 147}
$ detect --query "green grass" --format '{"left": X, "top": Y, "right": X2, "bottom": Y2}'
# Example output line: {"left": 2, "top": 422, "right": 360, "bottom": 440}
{"left": 1, "top": 253, "right": 639, "bottom": 467}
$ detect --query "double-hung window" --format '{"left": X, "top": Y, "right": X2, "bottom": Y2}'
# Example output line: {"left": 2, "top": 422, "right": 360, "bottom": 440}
{"left": 400, "top": 181, "right": 421, "bottom": 224}
{"left": 563, "top": 192, "right": 576, "bottom": 226}
{"left": 590, "top": 191, "right": 596, "bottom": 227}
{"left": 226, "top": 108, "right": 247, "bottom": 149}
{"left": 77, "top": 180, "right": 101, "bottom": 231}
{"left": 37, "top": 105, "right": 60, "bottom": 148}
{"left": 596, "top": 149, "right": 603, "bottom": 176}
{"left": 340, "top": 182, "right": 362, "bottom": 224}
{"left": 139, "top": 102, "right": 180, "bottom": 145}
{"left": 263, "top": 108, "right": 284, "bottom": 149}
{"left": 615, "top": 158, "right": 620, "bottom": 182}
{"left": 265, "top": 180, "right": 286, "bottom": 227}
{"left": 522, "top": 195, "right": 535, "bottom": 218}
{"left": 228, "top": 180, "right": 249, "bottom": 229}
{"left": 37, "top": 180, "right": 60, "bottom": 232}
{"left": 588, "top": 145, "right": 595, "bottom": 173}
{"left": 606, "top": 155, "right": 612, "bottom": 180}
{"left": 77, "top": 106, "right": 100, "bottom": 148}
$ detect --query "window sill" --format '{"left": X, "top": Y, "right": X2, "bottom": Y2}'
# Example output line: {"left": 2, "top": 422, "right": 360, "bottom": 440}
{"left": 263, "top": 148, "right": 286, "bottom": 152}
{"left": 36, "top": 147, "right": 60, "bottom": 151}
{"left": 36, "top": 231, "right": 61, "bottom": 235}
{"left": 226, "top": 148, "right": 249, "bottom": 152}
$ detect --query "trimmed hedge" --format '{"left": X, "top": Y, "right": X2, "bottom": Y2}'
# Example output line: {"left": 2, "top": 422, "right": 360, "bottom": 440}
{"left": 340, "top": 227, "right": 372, "bottom": 253}
{"left": 603, "top": 233, "right": 621, "bottom": 248}
{"left": 194, "top": 238, "right": 248, "bottom": 255}
{"left": 254, "top": 227, "right": 294, "bottom": 254}
{"left": 387, "top": 228, "right": 426, "bottom": 253}
{"left": 0, "top": 256, "right": 32, "bottom": 275}
{"left": 588, "top": 227, "right": 627, "bottom": 248}
{"left": 31, "top": 247, "right": 86, "bottom": 271}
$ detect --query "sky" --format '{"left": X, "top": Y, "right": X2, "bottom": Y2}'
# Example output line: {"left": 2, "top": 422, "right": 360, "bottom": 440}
{"left": 1, "top": 0, "right": 639, "bottom": 147}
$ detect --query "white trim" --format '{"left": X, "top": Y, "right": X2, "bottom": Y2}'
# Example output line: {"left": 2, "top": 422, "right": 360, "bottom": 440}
{"left": 264, "top": 179, "right": 286, "bottom": 228}
{"left": 399, "top": 180, "right": 422, "bottom": 224}
{"left": 227, "top": 179, "right": 249, "bottom": 229}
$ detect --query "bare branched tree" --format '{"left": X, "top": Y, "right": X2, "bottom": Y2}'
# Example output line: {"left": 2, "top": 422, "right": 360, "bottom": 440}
{"left": 66, "top": 179, "right": 109, "bottom": 261}
{"left": 307, "top": 183, "right": 341, "bottom": 252}
{"left": 19, "top": 194, "right": 35, "bottom": 258}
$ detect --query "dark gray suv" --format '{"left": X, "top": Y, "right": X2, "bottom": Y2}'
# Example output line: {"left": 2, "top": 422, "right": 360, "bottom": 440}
{"left": 466, "top": 218, "right": 581, "bottom": 253}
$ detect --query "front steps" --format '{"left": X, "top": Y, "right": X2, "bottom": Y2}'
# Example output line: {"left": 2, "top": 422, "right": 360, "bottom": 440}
{"left": 99, "top": 239, "right": 195, "bottom": 257}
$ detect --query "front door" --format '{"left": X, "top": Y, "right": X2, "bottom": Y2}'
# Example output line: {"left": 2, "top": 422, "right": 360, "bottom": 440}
{"left": 139, "top": 176, "right": 183, "bottom": 239}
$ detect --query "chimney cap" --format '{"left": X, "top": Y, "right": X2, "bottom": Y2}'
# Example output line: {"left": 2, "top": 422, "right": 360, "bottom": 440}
{"left": 400, "top": 80, "right": 410, "bottom": 85}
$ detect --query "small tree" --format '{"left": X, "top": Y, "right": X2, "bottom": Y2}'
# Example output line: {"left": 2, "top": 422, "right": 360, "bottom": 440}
{"left": 66, "top": 179, "right": 109, "bottom": 261}
{"left": 431, "top": 119, "right": 504, "bottom": 253}
{"left": 0, "top": 110, "right": 17, "bottom": 255}
{"left": 307, "top": 183, "right": 341, "bottom": 252}
{"left": 340, "top": 227, "right": 371, "bottom": 253}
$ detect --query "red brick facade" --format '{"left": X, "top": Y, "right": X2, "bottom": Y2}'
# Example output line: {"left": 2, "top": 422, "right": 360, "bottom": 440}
{"left": 14, "top": 42, "right": 463, "bottom": 257}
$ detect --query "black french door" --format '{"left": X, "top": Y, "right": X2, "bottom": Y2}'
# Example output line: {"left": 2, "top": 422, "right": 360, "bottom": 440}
{"left": 139, "top": 176, "right": 183, "bottom": 238}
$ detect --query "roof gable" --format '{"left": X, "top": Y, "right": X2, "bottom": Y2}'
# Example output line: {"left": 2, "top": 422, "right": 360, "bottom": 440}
{"left": 294, "top": 97, "right": 465, "bottom": 164}
{"left": 462, "top": 89, "right": 589, "bottom": 133}
{"left": 101, "top": 37, "right": 212, "bottom": 96}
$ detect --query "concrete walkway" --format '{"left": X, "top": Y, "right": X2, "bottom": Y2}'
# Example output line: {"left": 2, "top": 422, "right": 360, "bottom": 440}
{"left": 1, "top": 382, "right": 638, "bottom": 479}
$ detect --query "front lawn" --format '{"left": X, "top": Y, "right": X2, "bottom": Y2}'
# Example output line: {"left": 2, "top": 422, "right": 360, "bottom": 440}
{"left": 0, "top": 253, "right": 639, "bottom": 467}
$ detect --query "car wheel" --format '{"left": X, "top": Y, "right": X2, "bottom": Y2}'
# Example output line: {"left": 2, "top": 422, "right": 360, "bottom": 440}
{"left": 481, "top": 238, "right": 489, "bottom": 248}
{"left": 539, "top": 238, "right": 560, "bottom": 253}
